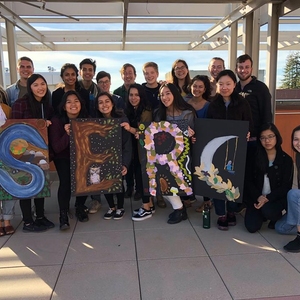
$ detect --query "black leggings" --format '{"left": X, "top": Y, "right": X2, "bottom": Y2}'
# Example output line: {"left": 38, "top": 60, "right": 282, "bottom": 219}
{"left": 20, "top": 198, "right": 44, "bottom": 224}
{"left": 104, "top": 193, "right": 124, "bottom": 209}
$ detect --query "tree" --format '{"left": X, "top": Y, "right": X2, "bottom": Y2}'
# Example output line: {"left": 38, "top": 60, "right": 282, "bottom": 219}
{"left": 281, "top": 52, "right": 300, "bottom": 89}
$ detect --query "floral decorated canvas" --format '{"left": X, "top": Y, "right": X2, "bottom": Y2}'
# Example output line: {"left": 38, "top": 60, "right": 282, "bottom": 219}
{"left": 193, "top": 118, "right": 248, "bottom": 202}
{"left": 138, "top": 120, "right": 193, "bottom": 197}
{"left": 70, "top": 118, "right": 122, "bottom": 196}
{"left": 0, "top": 119, "right": 51, "bottom": 200}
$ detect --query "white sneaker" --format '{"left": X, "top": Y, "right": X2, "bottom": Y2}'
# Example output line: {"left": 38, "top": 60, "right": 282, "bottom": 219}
{"left": 88, "top": 200, "right": 101, "bottom": 214}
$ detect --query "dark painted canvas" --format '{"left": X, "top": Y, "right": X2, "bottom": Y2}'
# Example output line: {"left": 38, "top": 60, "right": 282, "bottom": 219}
{"left": 193, "top": 118, "right": 248, "bottom": 202}
{"left": 138, "top": 120, "right": 193, "bottom": 197}
{"left": 0, "top": 119, "right": 51, "bottom": 200}
{"left": 70, "top": 118, "right": 122, "bottom": 196}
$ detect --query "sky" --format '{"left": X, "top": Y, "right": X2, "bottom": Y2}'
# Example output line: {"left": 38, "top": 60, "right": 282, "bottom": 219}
{"left": 2, "top": 49, "right": 295, "bottom": 90}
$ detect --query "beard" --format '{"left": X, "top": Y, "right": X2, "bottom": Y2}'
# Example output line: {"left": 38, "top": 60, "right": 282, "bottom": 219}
{"left": 237, "top": 73, "right": 252, "bottom": 81}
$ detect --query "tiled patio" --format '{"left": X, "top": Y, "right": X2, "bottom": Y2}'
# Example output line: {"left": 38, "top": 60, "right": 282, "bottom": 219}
{"left": 1, "top": 179, "right": 300, "bottom": 300}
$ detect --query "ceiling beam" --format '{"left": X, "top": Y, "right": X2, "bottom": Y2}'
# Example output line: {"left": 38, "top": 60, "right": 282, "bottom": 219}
{"left": 122, "top": 0, "right": 129, "bottom": 50}
{"left": 0, "top": 3, "right": 55, "bottom": 50}
{"left": 189, "top": 0, "right": 273, "bottom": 50}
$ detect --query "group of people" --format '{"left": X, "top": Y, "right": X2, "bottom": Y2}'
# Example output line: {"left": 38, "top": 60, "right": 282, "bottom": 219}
{"left": 0, "top": 54, "right": 299, "bottom": 253}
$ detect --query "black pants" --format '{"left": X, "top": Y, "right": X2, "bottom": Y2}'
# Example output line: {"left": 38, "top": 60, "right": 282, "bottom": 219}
{"left": 104, "top": 192, "right": 124, "bottom": 209}
{"left": 244, "top": 200, "right": 286, "bottom": 233}
{"left": 54, "top": 158, "right": 87, "bottom": 210}
{"left": 20, "top": 198, "right": 44, "bottom": 224}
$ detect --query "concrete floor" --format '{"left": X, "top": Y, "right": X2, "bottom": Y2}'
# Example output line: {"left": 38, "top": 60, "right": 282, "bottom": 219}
{"left": 1, "top": 180, "right": 300, "bottom": 300}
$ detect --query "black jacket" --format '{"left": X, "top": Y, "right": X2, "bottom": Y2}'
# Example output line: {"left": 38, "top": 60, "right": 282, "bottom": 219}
{"left": 235, "top": 76, "right": 272, "bottom": 138}
{"left": 207, "top": 93, "right": 253, "bottom": 133}
{"left": 244, "top": 148, "right": 293, "bottom": 204}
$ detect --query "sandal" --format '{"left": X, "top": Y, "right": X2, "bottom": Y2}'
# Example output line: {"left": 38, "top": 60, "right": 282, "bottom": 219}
{"left": 0, "top": 227, "right": 5, "bottom": 237}
{"left": 4, "top": 225, "right": 15, "bottom": 235}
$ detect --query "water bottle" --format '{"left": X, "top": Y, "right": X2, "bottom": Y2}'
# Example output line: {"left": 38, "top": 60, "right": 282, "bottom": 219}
{"left": 202, "top": 205, "right": 210, "bottom": 229}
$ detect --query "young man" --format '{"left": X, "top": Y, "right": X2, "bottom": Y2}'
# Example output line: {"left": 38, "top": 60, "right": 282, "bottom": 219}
{"left": 208, "top": 57, "right": 225, "bottom": 97}
{"left": 113, "top": 63, "right": 136, "bottom": 103}
{"left": 235, "top": 54, "right": 272, "bottom": 139}
{"left": 6, "top": 57, "right": 34, "bottom": 107}
{"left": 78, "top": 58, "right": 100, "bottom": 117}
{"left": 142, "top": 62, "right": 160, "bottom": 110}
{"left": 141, "top": 62, "right": 166, "bottom": 208}
{"left": 96, "top": 71, "right": 124, "bottom": 110}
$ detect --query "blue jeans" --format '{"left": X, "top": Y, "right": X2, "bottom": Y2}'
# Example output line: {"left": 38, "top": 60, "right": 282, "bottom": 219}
{"left": 275, "top": 189, "right": 300, "bottom": 235}
{"left": 214, "top": 199, "right": 238, "bottom": 216}
{"left": 0, "top": 200, "right": 17, "bottom": 220}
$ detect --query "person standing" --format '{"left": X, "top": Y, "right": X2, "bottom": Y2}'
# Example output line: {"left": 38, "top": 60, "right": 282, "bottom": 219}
{"left": 12, "top": 74, "right": 55, "bottom": 232}
{"left": 170, "top": 59, "right": 191, "bottom": 98}
{"left": 78, "top": 58, "right": 100, "bottom": 117}
{"left": 235, "top": 54, "right": 272, "bottom": 140}
{"left": 96, "top": 71, "right": 125, "bottom": 110}
{"left": 6, "top": 56, "right": 34, "bottom": 107}
{"left": 208, "top": 57, "right": 225, "bottom": 97}
{"left": 113, "top": 63, "right": 137, "bottom": 104}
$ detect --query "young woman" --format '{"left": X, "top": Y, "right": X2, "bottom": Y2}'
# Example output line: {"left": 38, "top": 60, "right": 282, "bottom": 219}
{"left": 244, "top": 123, "right": 293, "bottom": 233}
{"left": 206, "top": 69, "right": 253, "bottom": 231}
{"left": 49, "top": 90, "right": 89, "bottom": 229}
{"left": 275, "top": 125, "right": 300, "bottom": 252}
{"left": 52, "top": 63, "right": 90, "bottom": 115}
{"left": 171, "top": 59, "right": 191, "bottom": 97}
{"left": 12, "top": 74, "right": 55, "bottom": 232}
{"left": 187, "top": 75, "right": 213, "bottom": 212}
{"left": 96, "top": 92, "right": 132, "bottom": 220}
{"left": 154, "top": 82, "right": 196, "bottom": 224}
{"left": 120, "top": 83, "right": 154, "bottom": 221}
{"left": 0, "top": 86, "right": 15, "bottom": 236}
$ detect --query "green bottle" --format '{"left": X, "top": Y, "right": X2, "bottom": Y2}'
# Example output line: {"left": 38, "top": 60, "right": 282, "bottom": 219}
{"left": 202, "top": 205, "right": 210, "bottom": 229}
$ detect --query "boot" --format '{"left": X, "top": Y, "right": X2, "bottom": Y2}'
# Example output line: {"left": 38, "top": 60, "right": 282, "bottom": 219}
{"left": 60, "top": 210, "right": 70, "bottom": 230}
{"left": 167, "top": 207, "right": 187, "bottom": 224}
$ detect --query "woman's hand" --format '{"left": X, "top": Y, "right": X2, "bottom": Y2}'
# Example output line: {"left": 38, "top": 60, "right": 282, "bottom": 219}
{"left": 121, "top": 165, "right": 127, "bottom": 176}
{"left": 254, "top": 195, "right": 269, "bottom": 209}
{"left": 121, "top": 122, "right": 136, "bottom": 135}
{"left": 246, "top": 131, "right": 250, "bottom": 141}
{"left": 188, "top": 126, "right": 195, "bottom": 138}
{"left": 46, "top": 120, "right": 52, "bottom": 127}
{"left": 64, "top": 123, "right": 71, "bottom": 135}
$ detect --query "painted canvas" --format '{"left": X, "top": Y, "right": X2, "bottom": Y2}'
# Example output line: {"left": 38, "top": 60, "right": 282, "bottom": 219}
{"left": 193, "top": 118, "right": 248, "bottom": 202}
{"left": 138, "top": 120, "right": 193, "bottom": 197}
{"left": 0, "top": 119, "right": 51, "bottom": 200}
{"left": 70, "top": 118, "right": 122, "bottom": 196}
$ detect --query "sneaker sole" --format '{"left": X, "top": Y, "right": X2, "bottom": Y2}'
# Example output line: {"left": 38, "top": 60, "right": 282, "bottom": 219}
{"left": 132, "top": 214, "right": 152, "bottom": 221}
{"left": 228, "top": 222, "right": 236, "bottom": 226}
{"left": 218, "top": 226, "right": 229, "bottom": 231}
{"left": 104, "top": 216, "right": 113, "bottom": 220}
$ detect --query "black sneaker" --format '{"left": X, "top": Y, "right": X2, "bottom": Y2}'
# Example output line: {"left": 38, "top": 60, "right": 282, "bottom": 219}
{"left": 133, "top": 205, "right": 155, "bottom": 214}
{"left": 227, "top": 212, "right": 236, "bottom": 226}
{"left": 284, "top": 236, "right": 300, "bottom": 252}
{"left": 104, "top": 208, "right": 116, "bottom": 220}
{"left": 114, "top": 209, "right": 125, "bottom": 220}
{"left": 132, "top": 207, "right": 152, "bottom": 221}
{"left": 35, "top": 217, "right": 55, "bottom": 229}
{"left": 75, "top": 206, "right": 89, "bottom": 222}
{"left": 217, "top": 216, "right": 228, "bottom": 231}
{"left": 23, "top": 222, "right": 47, "bottom": 232}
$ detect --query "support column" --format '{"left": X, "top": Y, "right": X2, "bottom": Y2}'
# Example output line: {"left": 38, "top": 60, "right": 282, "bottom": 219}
{"left": 0, "top": 30, "right": 5, "bottom": 87}
{"left": 228, "top": 22, "right": 238, "bottom": 70}
{"left": 6, "top": 20, "right": 18, "bottom": 84}
{"left": 266, "top": 3, "right": 279, "bottom": 121}
{"left": 242, "top": 12, "right": 253, "bottom": 56}
{"left": 251, "top": 9, "right": 261, "bottom": 78}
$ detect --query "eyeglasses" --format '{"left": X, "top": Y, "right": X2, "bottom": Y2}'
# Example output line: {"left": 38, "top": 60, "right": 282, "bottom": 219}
{"left": 98, "top": 80, "right": 110, "bottom": 85}
{"left": 174, "top": 66, "right": 186, "bottom": 72}
{"left": 259, "top": 134, "right": 276, "bottom": 141}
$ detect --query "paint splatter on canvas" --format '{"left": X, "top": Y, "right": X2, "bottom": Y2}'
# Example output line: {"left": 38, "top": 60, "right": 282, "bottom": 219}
{"left": 138, "top": 120, "right": 193, "bottom": 197}
{"left": 0, "top": 119, "right": 51, "bottom": 200}
{"left": 70, "top": 118, "right": 122, "bottom": 196}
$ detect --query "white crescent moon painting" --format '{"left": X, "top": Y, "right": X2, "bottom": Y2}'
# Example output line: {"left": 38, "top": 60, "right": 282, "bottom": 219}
{"left": 200, "top": 135, "right": 237, "bottom": 171}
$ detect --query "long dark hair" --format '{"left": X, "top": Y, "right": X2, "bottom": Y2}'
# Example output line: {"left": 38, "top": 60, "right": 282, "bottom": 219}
{"left": 125, "top": 83, "right": 151, "bottom": 127}
{"left": 95, "top": 92, "right": 123, "bottom": 118}
{"left": 171, "top": 59, "right": 191, "bottom": 95}
{"left": 189, "top": 75, "right": 211, "bottom": 100}
{"left": 291, "top": 125, "right": 300, "bottom": 153}
{"left": 156, "top": 83, "right": 196, "bottom": 121}
{"left": 26, "top": 74, "right": 51, "bottom": 118}
{"left": 256, "top": 122, "right": 283, "bottom": 173}
{"left": 60, "top": 63, "right": 81, "bottom": 91}
{"left": 57, "top": 90, "right": 88, "bottom": 124}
